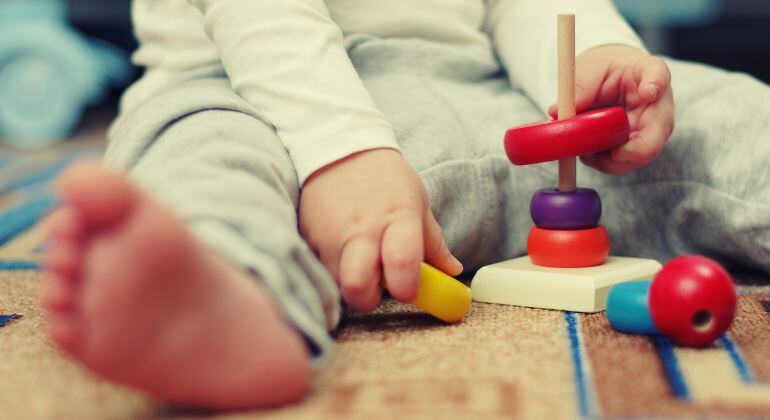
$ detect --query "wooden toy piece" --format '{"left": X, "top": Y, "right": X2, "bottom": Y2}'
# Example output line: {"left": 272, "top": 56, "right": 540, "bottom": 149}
{"left": 412, "top": 263, "right": 472, "bottom": 323}
{"left": 530, "top": 188, "right": 602, "bottom": 230}
{"left": 606, "top": 256, "right": 736, "bottom": 347}
{"left": 472, "top": 14, "right": 656, "bottom": 312}
{"left": 557, "top": 14, "right": 577, "bottom": 192}
{"left": 527, "top": 226, "right": 610, "bottom": 268}
{"left": 504, "top": 107, "right": 630, "bottom": 165}
{"left": 606, "top": 280, "right": 659, "bottom": 334}
{"left": 649, "top": 255, "right": 736, "bottom": 346}
{"left": 471, "top": 256, "right": 662, "bottom": 312}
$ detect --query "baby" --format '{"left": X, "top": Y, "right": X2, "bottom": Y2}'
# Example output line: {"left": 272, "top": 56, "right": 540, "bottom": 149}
{"left": 42, "top": 0, "right": 770, "bottom": 410}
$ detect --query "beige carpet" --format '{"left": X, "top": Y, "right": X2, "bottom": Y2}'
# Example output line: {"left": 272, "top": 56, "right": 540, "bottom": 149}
{"left": 1, "top": 140, "right": 769, "bottom": 419}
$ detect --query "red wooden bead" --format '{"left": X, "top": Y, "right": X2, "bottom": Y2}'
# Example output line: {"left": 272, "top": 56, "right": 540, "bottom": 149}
{"left": 527, "top": 226, "right": 610, "bottom": 268}
{"left": 504, "top": 107, "right": 630, "bottom": 165}
{"left": 649, "top": 255, "right": 736, "bottom": 347}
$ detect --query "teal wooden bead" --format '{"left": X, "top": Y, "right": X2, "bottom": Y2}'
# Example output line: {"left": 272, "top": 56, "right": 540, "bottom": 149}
{"left": 606, "top": 280, "right": 659, "bottom": 335}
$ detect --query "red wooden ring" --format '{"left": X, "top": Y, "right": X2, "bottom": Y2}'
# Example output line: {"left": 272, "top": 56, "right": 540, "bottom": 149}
{"left": 527, "top": 226, "right": 610, "bottom": 268}
{"left": 505, "top": 107, "right": 630, "bottom": 165}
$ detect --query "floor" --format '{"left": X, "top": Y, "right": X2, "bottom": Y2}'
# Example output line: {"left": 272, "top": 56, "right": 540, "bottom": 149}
{"left": 0, "top": 130, "right": 769, "bottom": 419}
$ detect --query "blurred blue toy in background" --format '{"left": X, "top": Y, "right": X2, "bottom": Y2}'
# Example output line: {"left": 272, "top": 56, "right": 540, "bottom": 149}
{"left": 614, "top": 0, "right": 720, "bottom": 53}
{"left": 0, "top": 0, "right": 132, "bottom": 149}
{"left": 615, "top": 0, "right": 720, "bottom": 27}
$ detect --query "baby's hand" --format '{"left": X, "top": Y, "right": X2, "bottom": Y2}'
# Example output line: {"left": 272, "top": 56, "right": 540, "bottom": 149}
{"left": 299, "top": 149, "right": 463, "bottom": 312}
{"left": 548, "top": 45, "right": 675, "bottom": 174}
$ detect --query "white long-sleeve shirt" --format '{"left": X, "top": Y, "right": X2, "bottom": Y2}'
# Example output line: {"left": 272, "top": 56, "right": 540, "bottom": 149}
{"left": 123, "top": 0, "right": 643, "bottom": 185}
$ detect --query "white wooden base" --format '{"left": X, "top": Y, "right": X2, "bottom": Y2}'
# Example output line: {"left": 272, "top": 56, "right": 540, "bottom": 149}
{"left": 471, "top": 256, "right": 662, "bottom": 313}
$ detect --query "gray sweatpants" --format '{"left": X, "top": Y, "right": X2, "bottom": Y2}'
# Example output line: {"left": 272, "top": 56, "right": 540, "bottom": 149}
{"left": 106, "top": 37, "right": 770, "bottom": 365}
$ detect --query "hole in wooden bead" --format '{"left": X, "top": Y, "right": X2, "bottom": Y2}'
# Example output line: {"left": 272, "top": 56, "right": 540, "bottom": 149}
{"left": 691, "top": 310, "right": 714, "bottom": 333}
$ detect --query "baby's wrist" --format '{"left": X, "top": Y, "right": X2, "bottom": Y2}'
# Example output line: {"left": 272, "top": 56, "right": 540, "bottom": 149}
{"left": 303, "top": 148, "right": 404, "bottom": 187}
{"left": 579, "top": 44, "right": 648, "bottom": 61}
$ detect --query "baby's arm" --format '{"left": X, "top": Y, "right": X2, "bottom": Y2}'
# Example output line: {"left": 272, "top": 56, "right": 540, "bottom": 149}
{"left": 189, "top": 0, "right": 462, "bottom": 311}
{"left": 485, "top": 0, "right": 673, "bottom": 173}
{"left": 189, "top": 0, "right": 396, "bottom": 184}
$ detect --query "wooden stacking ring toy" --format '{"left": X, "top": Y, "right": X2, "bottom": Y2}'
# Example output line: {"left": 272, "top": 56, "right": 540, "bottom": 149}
{"left": 530, "top": 188, "right": 602, "bottom": 230}
{"left": 505, "top": 107, "right": 630, "bottom": 165}
{"left": 470, "top": 15, "right": 666, "bottom": 315}
{"left": 606, "top": 255, "right": 736, "bottom": 346}
{"left": 527, "top": 226, "right": 610, "bottom": 268}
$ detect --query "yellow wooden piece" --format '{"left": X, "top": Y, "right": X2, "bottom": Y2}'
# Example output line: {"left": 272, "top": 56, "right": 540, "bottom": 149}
{"left": 412, "top": 263, "right": 472, "bottom": 323}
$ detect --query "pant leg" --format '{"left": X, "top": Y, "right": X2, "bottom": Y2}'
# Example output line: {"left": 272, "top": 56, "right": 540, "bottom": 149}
{"left": 579, "top": 58, "right": 770, "bottom": 272}
{"left": 106, "top": 70, "right": 339, "bottom": 367}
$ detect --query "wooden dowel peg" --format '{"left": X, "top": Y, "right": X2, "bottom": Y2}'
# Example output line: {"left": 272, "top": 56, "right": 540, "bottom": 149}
{"left": 557, "top": 14, "right": 577, "bottom": 192}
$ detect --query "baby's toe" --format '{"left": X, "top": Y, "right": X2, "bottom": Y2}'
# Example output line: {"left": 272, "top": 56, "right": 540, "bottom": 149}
{"left": 56, "top": 163, "right": 138, "bottom": 229}
{"left": 46, "top": 206, "right": 87, "bottom": 242}
{"left": 41, "top": 274, "right": 79, "bottom": 312}
{"left": 43, "top": 240, "right": 82, "bottom": 282}
{"left": 47, "top": 311, "right": 83, "bottom": 355}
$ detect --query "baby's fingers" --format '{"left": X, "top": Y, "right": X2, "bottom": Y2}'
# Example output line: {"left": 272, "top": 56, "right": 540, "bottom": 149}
{"left": 381, "top": 215, "right": 423, "bottom": 303}
{"left": 634, "top": 56, "right": 671, "bottom": 103}
{"left": 616, "top": 89, "right": 674, "bottom": 164}
{"left": 424, "top": 212, "right": 463, "bottom": 276}
{"left": 339, "top": 235, "right": 382, "bottom": 313}
{"left": 582, "top": 127, "right": 667, "bottom": 174}
{"left": 585, "top": 89, "right": 674, "bottom": 174}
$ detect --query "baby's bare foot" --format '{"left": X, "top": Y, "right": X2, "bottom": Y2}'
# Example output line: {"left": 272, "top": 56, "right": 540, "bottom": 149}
{"left": 42, "top": 164, "right": 310, "bottom": 409}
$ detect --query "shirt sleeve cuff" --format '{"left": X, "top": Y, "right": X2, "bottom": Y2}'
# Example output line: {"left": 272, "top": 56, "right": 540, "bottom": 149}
{"left": 289, "top": 124, "right": 402, "bottom": 186}
{"left": 576, "top": 12, "right": 646, "bottom": 56}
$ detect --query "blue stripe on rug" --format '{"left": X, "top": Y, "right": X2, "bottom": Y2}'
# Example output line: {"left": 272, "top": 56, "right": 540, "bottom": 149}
{"left": 565, "top": 312, "right": 596, "bottom": 418}
{"left": 720, "top": 334, "right": 755, "bottom": 383}
{"left": 0, "top": 315, "right": 21, "bottom": 327}
{"left": 0, "top": 261, "right": 40, "bottom": 270}
{"left": 738, "top": 288, "right": 770, "bottom": 294}
{"left": 653, "top": 335, "right": 690, "bottom": 399}
{"left": 0, "top": 158, "right": 71, "bottom": 195}
{"left": 763, "top": 300, "right": 770, "bottom": 314}
{"left": 0, "top": 196, "right": 58, "bottom": 246}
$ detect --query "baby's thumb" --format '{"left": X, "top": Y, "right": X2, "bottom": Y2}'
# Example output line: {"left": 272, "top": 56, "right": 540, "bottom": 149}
{"left": 547, "top": 69, "right": 601, "bottom": 119}
{"left": 423, "top": 212, "right": 463, "bottom": 276}
{"left": 634, "top": 56, "right": 671, "bottom": 103}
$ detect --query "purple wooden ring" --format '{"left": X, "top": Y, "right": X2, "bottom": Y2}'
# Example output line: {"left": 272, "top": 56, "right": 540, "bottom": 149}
{"left": 530, "top": 188, "right": 602, "bottom": 230}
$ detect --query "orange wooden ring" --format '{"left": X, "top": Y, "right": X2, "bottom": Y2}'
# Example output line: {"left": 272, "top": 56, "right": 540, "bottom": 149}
{"left": 527, "top": 226, "right": 610, "bottom": 268}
